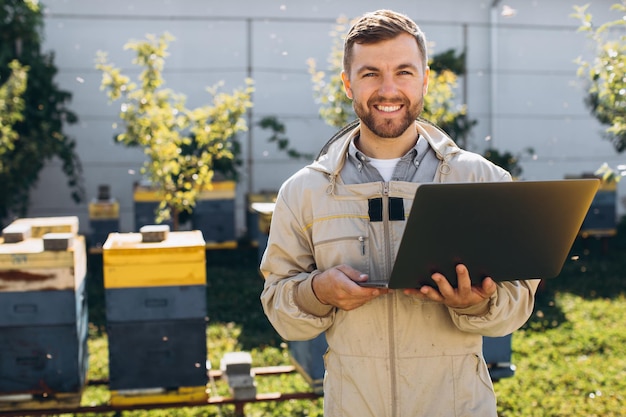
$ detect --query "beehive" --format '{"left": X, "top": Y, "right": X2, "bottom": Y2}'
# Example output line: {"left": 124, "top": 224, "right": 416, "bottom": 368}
{"left": 132, "top": 185, "right": 173, "bottom": 231}
{"left": 0, "top": 217, "right": 87, "bottom": 400}
{"left": 102, "top": 230, "right": 206, "bottom": 288}
{"left": 102, "top": 229, "right": 208, "bottom": 392}
{"left": 6, "top": 216, "right": 79, "bottom": 238}
{"left": 246, "top": 192, "right": 277, "bottom": 245}
{"left": 88, "top": 186, "right": 120, "bottom": 248}
{"left": 0, "top": 234, "right": 86, "bottom": 292}
{"left": 106, "top": 319, "right": 208, "bottom": 391}
{"left": 191, "top": 181, "right": 237, "bottom": 244}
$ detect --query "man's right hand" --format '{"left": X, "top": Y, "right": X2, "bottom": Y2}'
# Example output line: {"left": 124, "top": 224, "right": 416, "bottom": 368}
{"left": 312, "top": 264, "right": 390, "bottom": 311}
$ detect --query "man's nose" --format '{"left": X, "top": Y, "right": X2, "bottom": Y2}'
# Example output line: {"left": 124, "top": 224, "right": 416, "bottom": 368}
{"left": 378, "top": 74, "right": 399, "bottom": 96}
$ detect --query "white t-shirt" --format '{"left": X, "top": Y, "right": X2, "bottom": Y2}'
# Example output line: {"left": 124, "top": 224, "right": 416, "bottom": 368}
{"left": 369, "top": 157, "right": 401, "bottom": 182}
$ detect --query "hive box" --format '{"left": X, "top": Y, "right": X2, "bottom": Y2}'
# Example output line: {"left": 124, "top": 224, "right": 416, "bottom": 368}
{"left": 102, "top": 231, "right": 206, "bottom": 288}
{"left": 6, "top": 216, "right": 79, "bottom": 238}
{"left": 191, "top": 181, "right": 237, "bottom": 244}
{"left": 246, "top": 192, "right": 277, "bottom": 246}
{"left": 0, "top": 223, "right": 88, "bottom": 396}
{"left": 0, "top": 285, "right": 88, "bottom": 394}
{"left": 89, "top": 199, "right": 120, "bottom": 248}
{"left": 0, "top": 235, "right": 86, "bottom": 292}
{"left": 102, "top": 230, "right": 208, "bottom": 392}
{"left": 107, "top": 319, "right": 207, "bottom": 391}
{"left": 132, "top": 185, "right": 173, "bottom": 231}
{"left": 105, "top": 285, "right": 206, "bottom": 322}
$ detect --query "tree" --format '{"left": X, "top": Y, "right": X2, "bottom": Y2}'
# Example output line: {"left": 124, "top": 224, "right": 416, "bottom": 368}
{"left": 0, "top": 0, "right": 84, "bottom": 224}
{"left": 257, "top": 115, "right": 314, "bottom": 160}
{"left": 96, "top": 33, "right": 253, "bottom": 227}
{"left": 0, "top": 60, "right": 28, "bottom": 170}
{"left": 572, "top": 1, "right": 626, "bottom": 152}
{"left": 307, "top": 16, "right": 476, "bottom": 144}
{"left": 483, "top": 147, "right": 534, "bottom": 179}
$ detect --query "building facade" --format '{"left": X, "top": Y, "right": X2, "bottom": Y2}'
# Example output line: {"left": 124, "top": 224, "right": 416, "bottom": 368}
{"left": 29, "top": 0, "right": 624, "bottom": 235}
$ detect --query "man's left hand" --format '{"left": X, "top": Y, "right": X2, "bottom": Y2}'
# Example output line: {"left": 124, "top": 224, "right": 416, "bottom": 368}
{"left": 403, "top": 264, "right": 497, "bottom": 309}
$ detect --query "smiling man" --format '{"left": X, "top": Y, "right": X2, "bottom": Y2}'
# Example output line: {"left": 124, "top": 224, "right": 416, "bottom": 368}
{"left": 261, "top": 9, "right": 539, "bottom": 417}
{"left": 343, "top": 31, "right": 428, "bottom": 143}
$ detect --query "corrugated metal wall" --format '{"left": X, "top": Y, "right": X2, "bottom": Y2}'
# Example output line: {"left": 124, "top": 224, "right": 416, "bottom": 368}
{"left": 27, "top": 0, "right": 623, "bottom": 234}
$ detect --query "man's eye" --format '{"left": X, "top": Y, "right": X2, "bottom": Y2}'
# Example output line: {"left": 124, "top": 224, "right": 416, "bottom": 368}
{"left": 363, "top": 72, "right": 376, "bottom": 78}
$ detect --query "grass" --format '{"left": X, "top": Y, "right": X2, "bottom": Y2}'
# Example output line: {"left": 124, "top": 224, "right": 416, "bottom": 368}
{"left": 493, "top": 222, "right": 626, "bottom": 416}
{"left": 496, "top": 294, "right": 626, "bottom": 416}
{"left": 33, "top": 219, "right": 626, "bottom": 416}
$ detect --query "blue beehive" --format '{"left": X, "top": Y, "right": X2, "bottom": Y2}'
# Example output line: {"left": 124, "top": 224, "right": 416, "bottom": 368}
{"left": 0, "top": 286, "right": 88, "bottom": 394}
{"left": 0, "top": 218, "right": 88, "bottom": 402}
{"left": 103, "top": 229, "right": 208, "bottom": 395}
{"left": 89, "top": 185, "right": 120, "bottom": 248}
{"left": 191, "top": 181, "right": 237, "bottom": 245}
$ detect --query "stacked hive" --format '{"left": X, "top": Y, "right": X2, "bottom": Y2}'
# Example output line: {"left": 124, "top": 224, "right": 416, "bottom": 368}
{"left": 220, "top": 351, "right": 256, "bottom": 400}
{"left": 0, "top": 217, "right": 87, "bottom": 411}
{"left": 133, "top": 181, "right": 237, "bottom": 247}
{"left": 191, "top": 181, "right": 237, "bottom": 247}
{"left": 102, "top": 226, "right": 208, "bottom": 405}
{"left": 132, "top": 184, "right": 174, "bottom": 231}
{"left": 88, "top": 185, "right": 120, "bottom": 248}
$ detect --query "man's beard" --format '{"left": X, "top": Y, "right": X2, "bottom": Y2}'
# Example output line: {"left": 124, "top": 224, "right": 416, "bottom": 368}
{"left": 354, "top": 95, "right": 423, "bottom": 138}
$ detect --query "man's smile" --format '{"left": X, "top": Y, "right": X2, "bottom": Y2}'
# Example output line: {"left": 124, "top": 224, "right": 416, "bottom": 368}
{"left": 375, "top": 104, "right": 402, "bottom": 113}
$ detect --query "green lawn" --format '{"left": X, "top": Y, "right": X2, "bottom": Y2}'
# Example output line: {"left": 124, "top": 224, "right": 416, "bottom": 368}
{"left": 495, "top": 224, "right": 626, "bottom": 416}
{"left": 57, "top": 219, "right": 626, "bottom": 416}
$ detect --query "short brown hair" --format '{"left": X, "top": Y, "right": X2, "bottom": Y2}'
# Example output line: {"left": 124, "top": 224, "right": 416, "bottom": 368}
{"left": 343, "top": 9, "right": 428, "bottom": 75}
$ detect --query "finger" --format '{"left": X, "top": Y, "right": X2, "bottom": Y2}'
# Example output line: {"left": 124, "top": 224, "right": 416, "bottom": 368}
{"left": 403, "top": 288, "right": 428, "bottom": 299}
{"left": 352, "top": 273, "right": 369, "bottom": 283}
{"left": 336, "top": 264, "right": 366, "bottom": 282}
{"left": 431, "top": 272, "right": 454, "bottom": 297}
{"left": 344, "top": 287, "right": 387, "bottom": 310}
{"left": 455, "top": 264, "right": 472, "bottom": 293}
{"left": 480, "top": 277, "right": 497, "bottom": 296}
{"left": 419, "top": 284, "right": 444, "bottom": 302}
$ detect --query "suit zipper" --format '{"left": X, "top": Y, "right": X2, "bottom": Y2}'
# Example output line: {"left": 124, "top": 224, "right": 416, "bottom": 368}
{"left": 383, "top": 182, "right": 398, "bottom": 417}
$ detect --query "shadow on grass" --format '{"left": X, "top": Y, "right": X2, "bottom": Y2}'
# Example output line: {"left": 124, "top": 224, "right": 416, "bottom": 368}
{"left": 524, "top": 217, "right": 626, "bottom": 332}
{"left": 86, "top": 244, "right": 281, "bottom": 350}
{"left": 86, "top": 252, "right": 106, "bottom": 328}
{"left": 205, "top": 245, "right": 281, "bottom": 349}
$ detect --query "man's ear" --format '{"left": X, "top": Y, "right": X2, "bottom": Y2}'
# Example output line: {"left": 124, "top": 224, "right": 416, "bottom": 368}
{"left": 341, "top": 71, "right": 353, "bottom": 99}
{"left": 423, "top": 66, "right": 430, "bottom": 96}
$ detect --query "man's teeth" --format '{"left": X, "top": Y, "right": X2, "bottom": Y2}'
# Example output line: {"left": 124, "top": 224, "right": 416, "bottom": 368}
{"left": 377, "top": 105, "right": 401, "bottom": 112}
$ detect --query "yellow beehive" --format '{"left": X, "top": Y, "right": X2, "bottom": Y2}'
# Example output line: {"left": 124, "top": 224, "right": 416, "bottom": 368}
{"left": 133, "top": 185, "right": 162, "bottom": 203}
{"left": 134, "top": 181, "right": 236, "bottom": 202}
{"left": 197, "top": 180, "right": 236, "bottom": 200}
{"left": 250, "top": 202, "right": 276, "bottom": 235}
{"left": 247, "top": 191, "right": 277, "bottom": 212}
{"left": 0, "top": 234, "right": 87, "bottom": 292}
{"left": 88, "top": 200, "right": 120, "bottom": 220}
{"left": 102, "top": 230, "right": 206, "bottom": 288}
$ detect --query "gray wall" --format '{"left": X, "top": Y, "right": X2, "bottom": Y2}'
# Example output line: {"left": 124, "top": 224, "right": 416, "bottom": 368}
{"left": 30, "top": 0, "right": 625, "bottom": 235}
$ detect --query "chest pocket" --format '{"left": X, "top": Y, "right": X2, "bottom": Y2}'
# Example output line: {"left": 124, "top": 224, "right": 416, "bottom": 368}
{"left": 311, "top": 213, "right": 370, "bottom": 276}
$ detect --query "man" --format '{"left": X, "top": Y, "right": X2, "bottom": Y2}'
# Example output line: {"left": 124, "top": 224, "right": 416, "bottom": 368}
{"left": 260, "top": 9, "right": 539, "bottom": 417}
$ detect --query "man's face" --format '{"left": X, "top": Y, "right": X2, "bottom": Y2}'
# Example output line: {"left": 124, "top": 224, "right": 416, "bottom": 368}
{"left": 341, "top": 33, "right": 429, "bottom": 139}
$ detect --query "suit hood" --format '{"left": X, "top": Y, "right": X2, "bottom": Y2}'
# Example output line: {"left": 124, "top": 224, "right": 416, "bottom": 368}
{"left": 310, "top": 118, "right": 462, "bottom": 182}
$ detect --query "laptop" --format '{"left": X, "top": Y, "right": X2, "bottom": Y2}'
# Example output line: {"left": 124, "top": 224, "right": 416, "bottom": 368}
{"left": 360, "top": 179, "right": 600, "bottom": 289}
